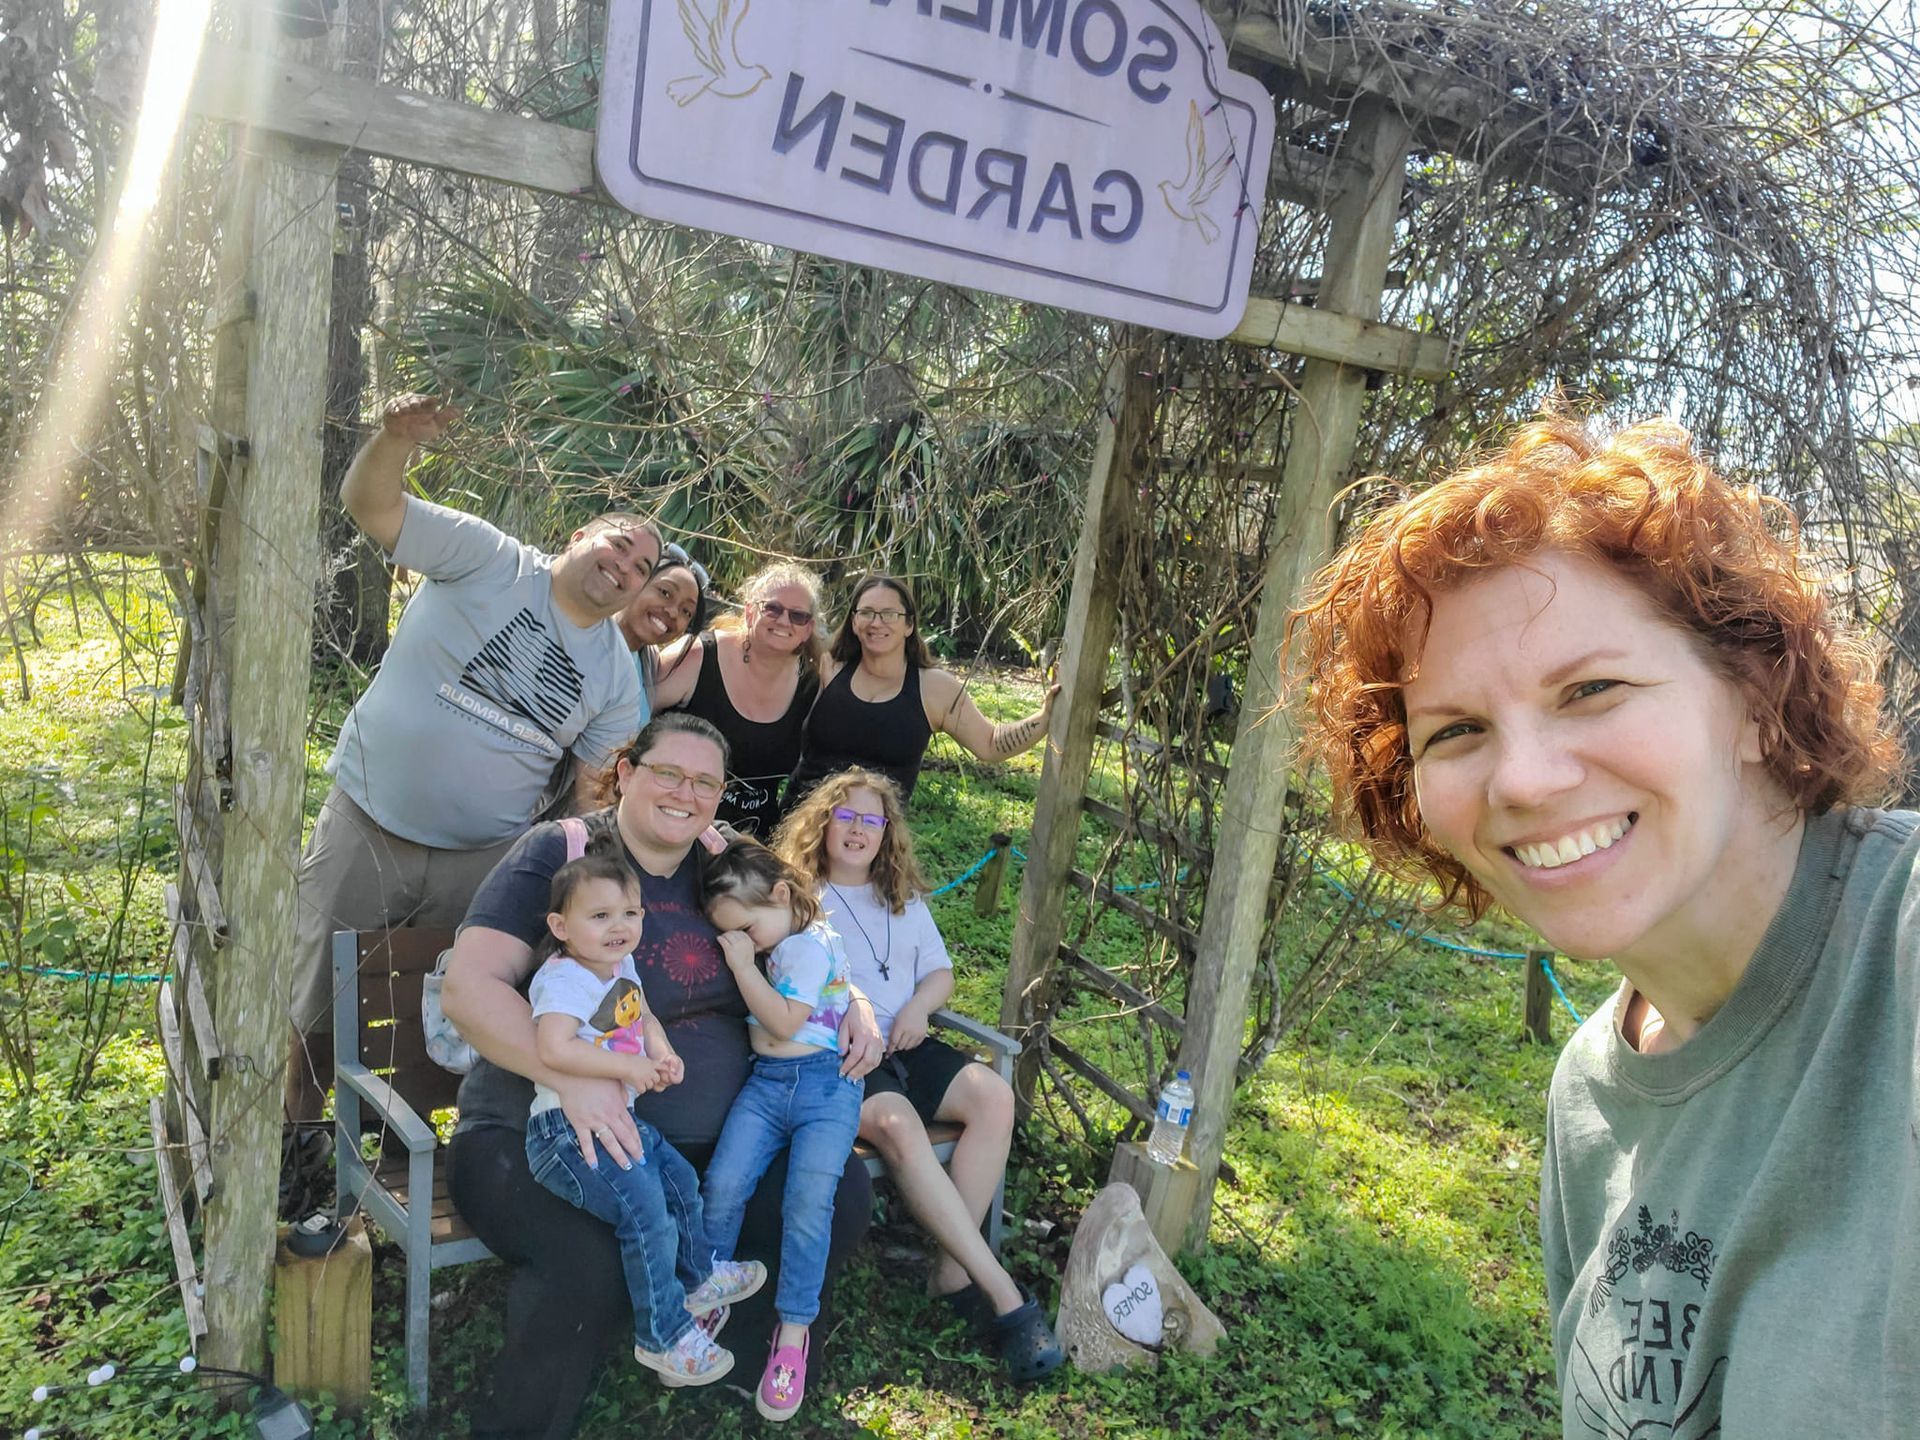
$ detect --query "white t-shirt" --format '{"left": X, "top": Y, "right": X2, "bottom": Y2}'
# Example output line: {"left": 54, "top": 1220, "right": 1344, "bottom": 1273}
{"left": 526, "top": 953, "right": 649, "bottom": 1114}
{"left": 818, "top": 882, "right": 950, "bottom": 1042}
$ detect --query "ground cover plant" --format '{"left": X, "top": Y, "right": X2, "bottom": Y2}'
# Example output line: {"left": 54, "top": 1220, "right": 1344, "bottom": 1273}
{"left": 0, "top": 572, "right": 1618, "bottom": 1437}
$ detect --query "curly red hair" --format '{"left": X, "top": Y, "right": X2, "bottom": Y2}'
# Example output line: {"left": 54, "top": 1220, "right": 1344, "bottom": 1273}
{"left": 1289, "top": 414, "right": 1900, "bottom": 915}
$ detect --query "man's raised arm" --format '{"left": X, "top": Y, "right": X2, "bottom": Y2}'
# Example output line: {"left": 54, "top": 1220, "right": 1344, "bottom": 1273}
{"left": 340, "top": 393, "right": 461, "bottom": 554}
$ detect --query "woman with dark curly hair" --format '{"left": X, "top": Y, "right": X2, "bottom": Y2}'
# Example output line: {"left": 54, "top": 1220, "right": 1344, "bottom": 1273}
{"left": 1290, "top": 416, "right": 1913, "bottom": 1440}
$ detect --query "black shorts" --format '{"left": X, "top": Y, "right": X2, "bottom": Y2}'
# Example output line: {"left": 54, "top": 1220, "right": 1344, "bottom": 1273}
{"left": 863, "top": 1036, "right": 979, "bottom": 1127}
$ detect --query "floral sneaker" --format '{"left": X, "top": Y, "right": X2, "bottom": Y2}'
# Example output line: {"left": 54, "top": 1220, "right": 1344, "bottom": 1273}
{"left": 684, "top": 1258, "right": 766, "bottom": 1316}
{"left": 756, "top": 1327, "right": 809, "bottom": 1422}
{"left": 694, "top": 1303, "right": 731, "bottom": 1341}
{"left": 635, "top": 1321, "right": 734, "bottom": 1387}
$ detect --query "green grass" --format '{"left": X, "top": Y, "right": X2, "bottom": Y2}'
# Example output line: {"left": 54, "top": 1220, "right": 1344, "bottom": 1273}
{"left": 0, "top": 573, "right": 1611, "bottom": 1437}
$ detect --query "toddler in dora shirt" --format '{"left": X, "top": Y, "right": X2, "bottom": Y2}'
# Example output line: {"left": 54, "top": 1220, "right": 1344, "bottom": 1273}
{"left": 521, "top": 853, "right": 765, "bottom": 1386}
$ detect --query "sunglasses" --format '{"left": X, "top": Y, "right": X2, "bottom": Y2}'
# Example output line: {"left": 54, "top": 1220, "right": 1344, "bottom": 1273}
{"left": 637, "top": 762, "right": 725, "bottom": 800}
{"left": 658, "top": 541, "right": 710, "bottom": 590}
{"left": 831, "top": 806, "right": 888, "bottom": 830}
{"left": 757, "top": 600, "right": 814, "bottom": 627}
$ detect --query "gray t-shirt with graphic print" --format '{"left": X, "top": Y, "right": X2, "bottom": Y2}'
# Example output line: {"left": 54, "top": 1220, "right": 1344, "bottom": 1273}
{"left": 1540, "top": 805, "right": 1918, "bottom": 1440}
{"left": 327, "top": 499, "right": 641, "bottom": 849}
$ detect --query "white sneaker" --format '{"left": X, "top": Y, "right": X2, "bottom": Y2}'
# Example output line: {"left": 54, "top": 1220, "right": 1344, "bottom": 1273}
{"left": 635, "top": 1322, "right": 734, "bottom": 1387}
{"left": 684, "top": 1258, "right": 767, "bottom": 1316}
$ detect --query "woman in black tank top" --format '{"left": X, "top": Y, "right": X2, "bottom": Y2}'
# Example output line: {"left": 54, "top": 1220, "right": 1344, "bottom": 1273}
{"left": 784, "top": 574, "right": 1058, "bottom": 812}
{"left": 654, "top": 564, "right": 823, "bottom": 835}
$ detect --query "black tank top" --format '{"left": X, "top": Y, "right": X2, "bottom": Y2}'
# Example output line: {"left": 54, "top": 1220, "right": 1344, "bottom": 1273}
{"left": 785, "top": 661, "right": 934, "bottom": 809}
{"left": 678, "top": 631, "right": 815, "bottom": 836}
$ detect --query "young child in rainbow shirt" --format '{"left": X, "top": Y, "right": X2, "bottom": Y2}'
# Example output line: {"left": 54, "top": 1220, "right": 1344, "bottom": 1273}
{"left": 698, "top": 837, "right": 864, "bottom": 1422}
{"left": 522, "top": 852, "right": 766, "bottom": 1386}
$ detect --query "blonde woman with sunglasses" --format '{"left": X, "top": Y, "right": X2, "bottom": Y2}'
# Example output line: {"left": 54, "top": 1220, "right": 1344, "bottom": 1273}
{"left": 653, "top": 562, "right": 826, "bottom": 836}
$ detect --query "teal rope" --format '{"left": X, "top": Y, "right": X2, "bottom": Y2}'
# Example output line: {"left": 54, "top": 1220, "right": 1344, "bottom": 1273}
{"left": 928, "top": 847, "right": 1001, "bottom": 897}
{"left": 1537, "top": 953, "right": 1586, "bottom": 1025}
{"left": 1315, "top": 868, "right": 1527, "bottom": 960}
{"left": 1, "top": 961, "right": 165, "bottom": 986}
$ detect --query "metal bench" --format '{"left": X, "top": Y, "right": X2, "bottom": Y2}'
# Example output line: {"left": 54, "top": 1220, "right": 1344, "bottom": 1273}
{"left": 331, "top": 926, "right": 1019, "bottom": 1410}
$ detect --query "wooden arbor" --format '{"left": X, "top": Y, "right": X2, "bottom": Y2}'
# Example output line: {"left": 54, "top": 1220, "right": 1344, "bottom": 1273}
{"left": 999, "top": 96, "right": 1433, "bottom": 1253}
{"left": 159, "top": 4, "right": 1457, "bottom": 1372}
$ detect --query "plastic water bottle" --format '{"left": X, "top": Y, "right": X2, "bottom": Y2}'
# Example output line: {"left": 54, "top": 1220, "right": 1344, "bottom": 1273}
{"left": 1147, "top": 1070, "right": 1194, "bottom": 1164}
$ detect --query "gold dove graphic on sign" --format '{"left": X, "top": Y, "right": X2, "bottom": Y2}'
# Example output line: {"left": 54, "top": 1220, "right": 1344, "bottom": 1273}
{"left": 666, "top": 0, "right": 770, "bottom": 106}
{"left": 1159, "top": 100, "right": 1235, "bottom": 243}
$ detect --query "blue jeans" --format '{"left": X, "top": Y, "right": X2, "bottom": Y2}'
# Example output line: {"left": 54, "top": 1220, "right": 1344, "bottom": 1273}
{"left": 702, "top": 1050, "right": 863, "bottom": 1325}
{"left": 524, "top": 1105, "right": 711, "bottom": 1351}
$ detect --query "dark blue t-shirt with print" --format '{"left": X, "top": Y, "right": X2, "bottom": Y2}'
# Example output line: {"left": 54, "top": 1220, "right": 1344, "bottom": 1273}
{"left": 452, "top": 813, "right": 751, "bottom": 1148}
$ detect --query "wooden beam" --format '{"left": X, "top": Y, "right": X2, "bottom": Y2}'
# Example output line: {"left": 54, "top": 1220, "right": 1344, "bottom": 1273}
{"left": 148, "top": 1097, "right": 209, "bottom": 1344}
{"left": 1228, "top": 295, "right": 1449, "bottom": 380}
{"left": 1081, "top": 795, "right": 1213, "bottom": 869}
{"left": 1174, "top": 100, "right": 1416, "bottom": 1255}
{"left": 1095, "top": 719, "right": 1228, "bottom": 785}
{"left": 172, "top": 787, "right": 229, "bottom": 943}
{"left": 1063, "top": 868, "right": 1200, "bottom": 950}
{"left": 1059, "top": 946, "right": 1188, "bottom": 1042}
{"left": 190, "top": 40, "right": 596, "bottom": 201}
{"left": 157, "top": 981, "right": 216, "bottom": 1205}
{"left": 191, "top": 37, "right": 1363, "bottom": 217}
{"left": 186, "top": 43, "right": 1446, "bottom": 377}
{"left": 1216, "top": 4, "right": 1610, "bottom": 197}
{"left": 200, "top": 52, "right": 338, "bottom": 1379}
{"left": 1001, "top": 348, "right": 1153, "bottom": 1107}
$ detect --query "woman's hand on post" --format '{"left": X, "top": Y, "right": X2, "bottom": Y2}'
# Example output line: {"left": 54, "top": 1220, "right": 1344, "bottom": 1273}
{"left": 555, "top": 1074, "right": 642, "bottom": 1170}
{"left": 840, "top": 994, "right": 884, "bottom": 1078}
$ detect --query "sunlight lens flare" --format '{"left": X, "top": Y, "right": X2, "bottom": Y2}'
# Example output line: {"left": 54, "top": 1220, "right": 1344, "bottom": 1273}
{"left": 1, "top": 0, "right": 215, "bottom": 544}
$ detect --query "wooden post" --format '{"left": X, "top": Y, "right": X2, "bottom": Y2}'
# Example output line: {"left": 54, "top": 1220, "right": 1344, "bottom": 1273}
{"left": 1170, "top": 101, "right": 1416, "bottom": 1254}
{"left": 273, "top": 1219, "right": 373, "bottom": 1411}
{"left": 1001, "top": 343, "right": 1155, "bottom": 1109}
{"left": 200, "top": 91, "right": 340, "bottom": 1378}
{"left": 1106, "top": 1140, "right": 1204, "bottom": 1258}
{"left": 1524, "top": 949, "right": 1555, "bottom": 1044}
{"left": 974, "top": 831, "right": 1013, "bottom": 916}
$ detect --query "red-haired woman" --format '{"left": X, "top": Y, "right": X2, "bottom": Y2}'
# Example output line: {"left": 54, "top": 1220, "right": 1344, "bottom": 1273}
{"left": 1291, "top": 416, "right": 1913, "bottom": 1439}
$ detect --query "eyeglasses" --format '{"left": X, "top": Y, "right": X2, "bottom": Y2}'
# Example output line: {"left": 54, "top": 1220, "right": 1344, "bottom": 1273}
{"left": 831, "top": 806, "right": 888, "bottom": 830}
{"left": 637, "top": 762, "right": 725, "bottom": 799}
{"left": 853, "top": 607, "right": 907, "bottom": 625}
{"left": 757, "top": 600, "right": 814, "bottom": 627}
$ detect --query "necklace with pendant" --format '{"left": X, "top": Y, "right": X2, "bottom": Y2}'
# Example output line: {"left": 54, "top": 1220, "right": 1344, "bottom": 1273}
{"left": 827, "top": 883, "right": 890, "bottom": 981}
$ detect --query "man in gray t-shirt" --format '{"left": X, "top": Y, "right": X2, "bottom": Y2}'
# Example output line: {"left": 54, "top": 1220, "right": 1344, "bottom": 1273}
{"left": 288, "top": 394, "right": 659, "bottom": 1113}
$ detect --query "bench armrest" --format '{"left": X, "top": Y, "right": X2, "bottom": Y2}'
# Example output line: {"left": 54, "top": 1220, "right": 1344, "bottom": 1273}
{"left": 931, "top": 1008, "right": 1021, "bottom": 1060}
{"left": 335, "top": 1059, "right": 438, "bottom": 1154}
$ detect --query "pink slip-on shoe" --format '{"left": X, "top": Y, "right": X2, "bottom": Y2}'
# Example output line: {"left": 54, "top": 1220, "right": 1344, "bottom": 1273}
{"left": 755, "top": 1327, "right": 809, "bottom": 1422}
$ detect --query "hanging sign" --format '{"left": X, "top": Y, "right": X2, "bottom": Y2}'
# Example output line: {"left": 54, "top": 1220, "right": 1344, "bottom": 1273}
{"left": 595, "top": 0, "right": 1275, "bottom": 338}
